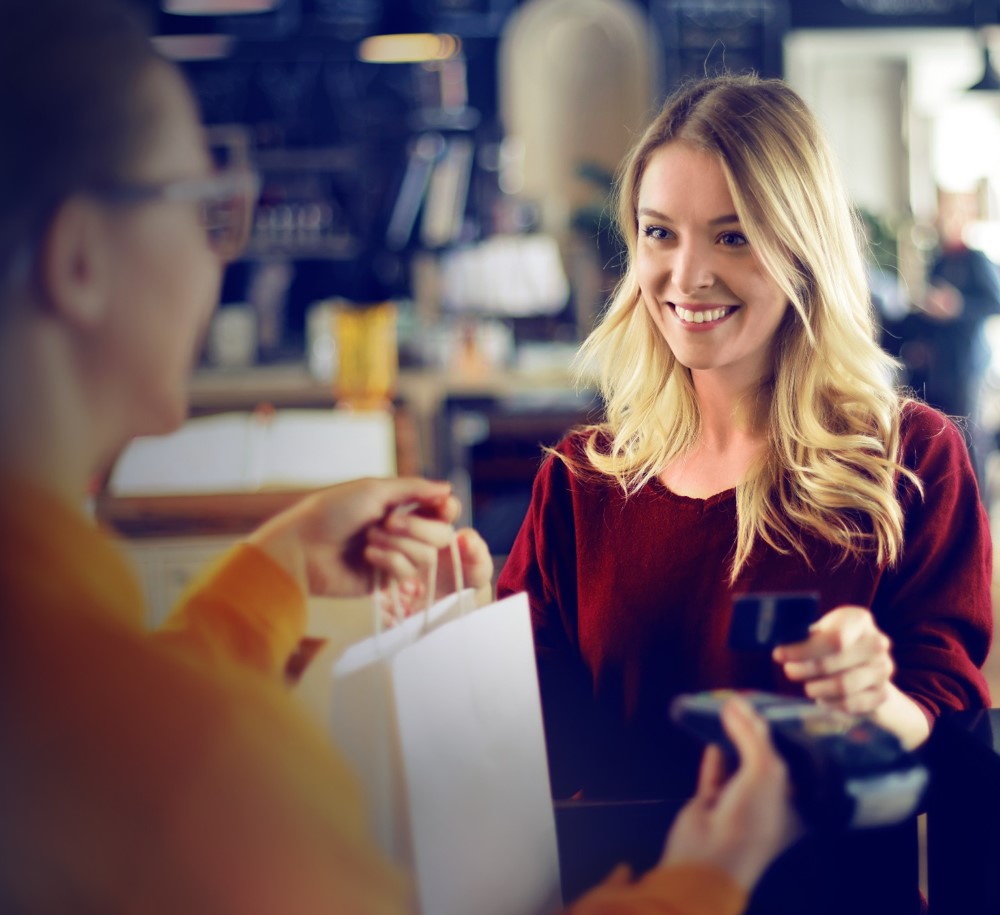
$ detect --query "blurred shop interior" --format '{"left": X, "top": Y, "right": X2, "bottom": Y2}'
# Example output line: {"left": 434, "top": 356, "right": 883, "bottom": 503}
{"left": 103, "top": 0, "right": 1000, "bottom": 627}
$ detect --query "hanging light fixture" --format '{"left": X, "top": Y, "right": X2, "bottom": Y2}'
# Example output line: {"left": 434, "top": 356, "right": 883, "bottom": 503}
{"left": 355, "top": 0, "right": 460, "bottom": 64}
{"left": 358, "top": 32, "right": 460, "bottom": 63}
{"left": 967, "top": 28, "right": 1000, "bottom": 93}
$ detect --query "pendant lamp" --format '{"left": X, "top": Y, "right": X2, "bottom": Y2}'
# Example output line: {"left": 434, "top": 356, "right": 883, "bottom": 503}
{"left": 968, "top": 32, "right": 1000, "bottom": 92}
{"left": 356, "top": 0, "right": 461, "bottom": 63}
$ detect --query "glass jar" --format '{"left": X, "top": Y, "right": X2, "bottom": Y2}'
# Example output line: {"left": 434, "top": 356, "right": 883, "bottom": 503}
{"left": 332, "top": 299, "right": 398, "bottom": 410}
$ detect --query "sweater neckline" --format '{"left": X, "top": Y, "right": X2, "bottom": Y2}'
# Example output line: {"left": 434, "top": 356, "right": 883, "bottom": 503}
{"left": 647, "top": 476, "right": 737, "bottom": 509}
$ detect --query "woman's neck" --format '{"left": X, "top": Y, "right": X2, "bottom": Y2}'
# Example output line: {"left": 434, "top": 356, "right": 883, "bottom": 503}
{"left": 658, "top": 370, "right": 769, "bottom": 499}
{"left": 0, "top": 318, "right": 109, "bottom": 504}
{"left": 691, "top": 368, "right": 769, "bottom": 447}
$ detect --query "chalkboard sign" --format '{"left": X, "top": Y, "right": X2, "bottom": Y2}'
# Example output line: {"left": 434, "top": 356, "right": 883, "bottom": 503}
{"left": 650, "top": 0, "right": 790, "bottom": 88}
{"left": 789, "top": 0, "right": 981, "bottom": 30}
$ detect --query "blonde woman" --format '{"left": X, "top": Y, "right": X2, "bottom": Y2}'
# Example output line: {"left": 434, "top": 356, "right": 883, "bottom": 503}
{"left": 498, "top": 74, "right": 992, "bottom": 803}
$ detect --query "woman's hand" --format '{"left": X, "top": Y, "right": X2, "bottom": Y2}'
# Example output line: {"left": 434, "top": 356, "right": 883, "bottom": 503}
{"left": 366, "top": 502, "right": 495, "bottom": 614}
{"left": 449, "top": 527, "right": 494, "bottom": 607}
{"left": 246, "top": 477, "right": 457, "bottom": 599}
{"left": 661, "top": 697, "right": 801, "bottom": 890}
{"left": 247, "top": 476, "right": 495, "bottom": 618}
{"left": 773, "top": 606, "right": 893, "bottom": 715}
{"left": 773, "top": 606, "right": 930, "bottom": 748}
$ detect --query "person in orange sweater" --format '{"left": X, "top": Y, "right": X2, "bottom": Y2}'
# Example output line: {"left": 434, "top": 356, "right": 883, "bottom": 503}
{"left": 0, "top": 1, "right": 800, "bottom": 912}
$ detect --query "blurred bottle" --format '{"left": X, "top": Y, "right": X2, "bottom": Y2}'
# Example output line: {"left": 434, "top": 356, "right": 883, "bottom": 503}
{"left": 332, "top": 300, "right": 398, "bottom": 410}
{"left": 306, "top": 300, "right": 337, "bottom": 381}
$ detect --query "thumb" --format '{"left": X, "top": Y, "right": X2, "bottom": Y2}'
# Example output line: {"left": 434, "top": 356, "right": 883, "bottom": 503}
{"left": 719, "top": 696, "right": 772, "bottom": 778}
{"left": 694, "top": 743, "right": 728, "bottom": 803}
{"left": 456, "top": 528, "right": 494, "bottom": 591}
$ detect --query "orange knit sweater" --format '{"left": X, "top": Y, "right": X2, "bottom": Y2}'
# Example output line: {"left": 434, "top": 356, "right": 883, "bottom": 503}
{"left": 0, "top": 475, "right": 745, "bottom": 915}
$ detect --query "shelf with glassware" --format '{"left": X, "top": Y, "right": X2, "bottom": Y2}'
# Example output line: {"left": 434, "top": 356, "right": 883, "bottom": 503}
{"left": 241, "top": 144, "right": 364, "bottom": 263}
{"left": 210, "top": 138, "right": 386, "bottom": 366}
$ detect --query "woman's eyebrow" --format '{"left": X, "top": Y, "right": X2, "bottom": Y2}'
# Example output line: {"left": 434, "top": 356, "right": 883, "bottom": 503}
{"left": 637, "top": 207, "right": 741, "bottom": 226}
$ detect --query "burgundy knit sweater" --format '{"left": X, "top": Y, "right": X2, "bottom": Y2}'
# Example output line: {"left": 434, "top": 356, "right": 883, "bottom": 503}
{"left": 497, "top": 401, "right": 992, "bottom": 800}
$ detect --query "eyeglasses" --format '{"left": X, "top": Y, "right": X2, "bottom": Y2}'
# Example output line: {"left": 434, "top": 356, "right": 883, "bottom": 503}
{"left": 93, "top": 168, "right": 260, "bottom": 263}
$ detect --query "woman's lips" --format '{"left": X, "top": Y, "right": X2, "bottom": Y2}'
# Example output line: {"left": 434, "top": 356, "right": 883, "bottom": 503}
{"left": 672, "top": 303, "right": 738, "bottom": 325}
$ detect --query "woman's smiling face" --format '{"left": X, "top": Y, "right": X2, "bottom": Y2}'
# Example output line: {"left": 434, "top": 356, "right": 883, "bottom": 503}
{"left": 636, "top": 140, "right": 790, "bottom": 388}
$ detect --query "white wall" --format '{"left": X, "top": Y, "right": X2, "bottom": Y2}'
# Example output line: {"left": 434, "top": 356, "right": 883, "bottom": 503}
{"left": 784, "top": 27, "right": 986, "bottom": 223}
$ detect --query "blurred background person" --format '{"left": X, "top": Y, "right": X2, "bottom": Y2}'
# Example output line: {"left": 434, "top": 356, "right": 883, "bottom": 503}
{"left": 889, "top": 188, "right": 1000, "bottom": 500}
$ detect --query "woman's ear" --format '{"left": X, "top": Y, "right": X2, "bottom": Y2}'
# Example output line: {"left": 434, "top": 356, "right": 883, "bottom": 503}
{"left": 38, "top": 195, "right": 111, "bottom": 328}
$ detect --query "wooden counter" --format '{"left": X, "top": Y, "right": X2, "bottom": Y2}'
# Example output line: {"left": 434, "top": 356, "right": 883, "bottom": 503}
{"left": 189, "top": 363, "right": 575, "bottom": 409}
{"left": 96, "top": 488, "right": 315, "bottom": 539}
{"left": 187, "top": 362, "right": 579, "bottom": 478}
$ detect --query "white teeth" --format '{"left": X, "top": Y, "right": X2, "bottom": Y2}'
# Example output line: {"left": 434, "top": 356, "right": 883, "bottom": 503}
{"left": 675, "top": 305, "right": 731, "bottom": 324}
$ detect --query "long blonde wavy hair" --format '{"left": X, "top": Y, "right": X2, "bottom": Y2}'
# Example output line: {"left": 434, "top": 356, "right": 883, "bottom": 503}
{"left": 567, "top": 73, "right": 919, "bottom": 581}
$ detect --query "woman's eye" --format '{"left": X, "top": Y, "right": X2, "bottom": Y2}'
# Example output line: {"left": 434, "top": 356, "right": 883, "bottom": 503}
{"left": 642, "top": 225, "right": 671, "bottom": 241}
{"left": 719, "top": 231, "right": 748, "bottom": 247}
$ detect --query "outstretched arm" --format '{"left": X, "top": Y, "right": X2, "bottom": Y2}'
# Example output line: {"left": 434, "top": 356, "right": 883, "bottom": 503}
{"left": 156, "top": 477, "right": 492, "bottom": 676}
{"left": 566, "top": 697, "right": 801, "bottom": 915}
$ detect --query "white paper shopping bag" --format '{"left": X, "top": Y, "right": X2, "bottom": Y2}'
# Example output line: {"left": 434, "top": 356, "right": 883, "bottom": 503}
{"left": 392, "top": 591, "right": 561, "bottom": 915}
{"left": 329, "top": 589, "right": 562, "bottom": 915}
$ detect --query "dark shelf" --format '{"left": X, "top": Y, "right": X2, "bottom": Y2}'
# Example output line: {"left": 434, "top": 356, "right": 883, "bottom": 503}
{"left": 241, "top": 235, "right": 361, "bottom": 260}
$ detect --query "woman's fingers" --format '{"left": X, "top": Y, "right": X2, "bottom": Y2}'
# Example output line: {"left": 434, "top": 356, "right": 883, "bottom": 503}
{"left": 456, "top": 528, "right": 494, "bottom": 588}
{"left": 376, "top": 578, "right": 426, "bottom": 628}
{"left": 369, "top": 511, "right": 455, "bottom": 563}
{"left": 775, "top": 608, "right": 885, "bottom": 670}
{"left": 773, "top": 606, "right": 895, "bottom": 716}
{"left": 777, "top": 630, "right": 890, "bottom": 680}
{"left": 694, "top": 742, "right": 728, "bottom": 803}
{"left": 384, "top": 508, "right": 457, "bottom": 550}
{"left": 363, "top": 541, "right": 425, "bottom": 581}
{"left": 719, "top": 697, "right": 775, "bottom": 779}
{"left": 814, "top": 684, "right": 892, "bottom": 716}
{"left": 365, "top": 513, "right": 495, "bottom": 605}
{"left": 801, "top": 655, "right": 894, "bottom": 703}
{"left": 325, "top": 485, "right": 491, "bottom": 608}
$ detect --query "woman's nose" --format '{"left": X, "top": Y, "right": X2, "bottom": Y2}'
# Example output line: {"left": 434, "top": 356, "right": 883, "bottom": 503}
{"left": 671, "top": 240, "right": 714, "bottom": 294}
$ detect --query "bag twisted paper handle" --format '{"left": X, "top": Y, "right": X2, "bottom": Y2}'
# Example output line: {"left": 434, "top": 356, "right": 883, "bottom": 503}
{"left": 372, "top": 504, "right": 466, "bottom": 634}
